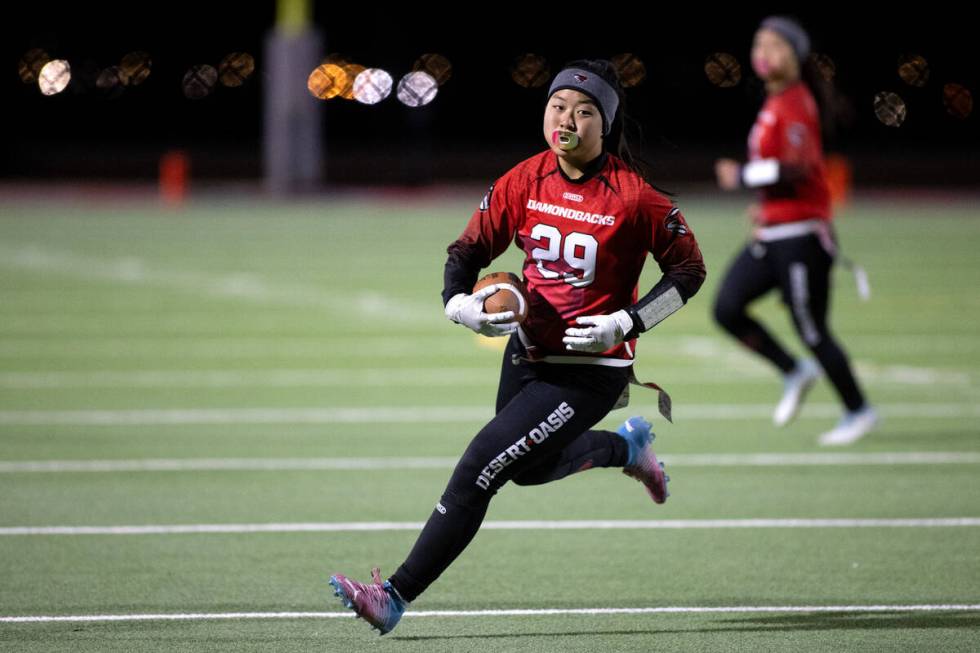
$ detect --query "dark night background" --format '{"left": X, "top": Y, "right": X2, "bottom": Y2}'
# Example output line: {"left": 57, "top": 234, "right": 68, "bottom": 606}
{"left": 3, "top": 5, "right": 978, "bottom": 188}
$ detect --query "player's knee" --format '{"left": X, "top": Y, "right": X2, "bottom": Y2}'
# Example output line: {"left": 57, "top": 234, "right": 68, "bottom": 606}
{"left": 802, "top": 331, "right": 825, "bottom": 348}
{"left": 442, "top": 445, "right": 500, "bottom": 508}
{"left": 787, "top": 307, "right": 827, "bottom": 349}
{"left": 438, "top": 485, "right": 489, "bottom": 514}
{"left": 806, "top": 329, "right": 839, "bottom": 353}
{"left": 713, "top": 294, "right": 742, "bottom": 330}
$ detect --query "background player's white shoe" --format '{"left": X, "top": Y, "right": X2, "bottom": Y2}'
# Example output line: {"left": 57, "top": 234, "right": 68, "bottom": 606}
{"left": 773, "top": 358, "right": 820, "bottom": 426}
{"left": 818, "top": 406, "right": 878, "bottom": 446}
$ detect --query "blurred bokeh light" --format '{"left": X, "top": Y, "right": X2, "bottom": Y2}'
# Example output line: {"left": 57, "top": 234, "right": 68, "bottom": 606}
{"left": 897, "top": 54, "right": 930, "bottom": 87}
{"left": 511, "top": 54, "right": 550, "bottom": 89}
{"left": 874, "top": 91, "right": 907, "bottom": 127}
{"left": 353, "top": 68, "right": 393, "bottom": 105}
{"left": 95, "top": 66, "right": 123, "bottom": 93}
{"left": 339, "top": 63, "right": 365, "bottom": 100}
{"left": 943, "top": 83, "right": 973, "bottom": 119}
{"left": 413, "top": 53, "right": 452, "bottom": 86}
{"left": 119, "top": 51, "right": 152, "bottom": 86}
{"left": 182, "top": 64, "right": 218, "bottom": 100}
{"left": 705, "top": 52, "right": 741, "bottom": 88}
{"left": 218, "top": 52, "right": 256, "bottom": 87}
{"left": 307, "top": 63, "right": 348, "bottom": 100}
{"left": 396, "top": 71, "right": 437, "bottom": 107}
{"left": 612, "top": 53, "right": 646, "bottom": 88}
{"left": 38, "top": 59, "right": 71, "bottom": 96}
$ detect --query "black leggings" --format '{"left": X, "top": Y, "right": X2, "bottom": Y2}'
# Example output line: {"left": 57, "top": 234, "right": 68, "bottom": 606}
{"left": 713, "top": 234, "right": 866, "bottom": 412}
{"left": 388, "top": 335, "right": 631, "bottom": 602}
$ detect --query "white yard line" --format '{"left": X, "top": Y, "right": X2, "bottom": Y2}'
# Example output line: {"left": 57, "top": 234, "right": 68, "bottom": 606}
{"left": 0, "top": 368, "right": 490, "bottom": 389}
{"left": 0, "top": 457, "right": 459, "bottom": 473}
{"left": 0, "top": 403, "right": 977, "bottom": 425}
{"left": 2, "top": 451, "right": 979, "bottom": 474}
{"left": 0, "top": 244, "right": 432, "bottom": 322}
{"left": 0, "top": 368, "right": 756, "bottom": 388}
{"left": 663, "top": 451, "right": 980, "bottom": 465}
{"left": 2, "top": 518, "right": 978, "bottom": 537}
{"left": 0, "top": 363, "right": 969, "bottom": 388}
{"left": 0, "top": 406, "right": 490, "bottom": 425}
{"left": 3, "top": 604, "right": 980, "bottom": 623}
{"left": 0, "top": 337, "right": 463, "bottom": 359}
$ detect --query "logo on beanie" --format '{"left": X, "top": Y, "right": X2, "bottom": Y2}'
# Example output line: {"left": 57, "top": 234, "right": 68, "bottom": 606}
{"left": 574, "top": 74, "right": 587, "bottom": 83}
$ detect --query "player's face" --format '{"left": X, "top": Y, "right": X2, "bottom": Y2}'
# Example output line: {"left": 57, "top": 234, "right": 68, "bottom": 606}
{"left": 543, "top": 89, "right": 603, "bottom": 160}
{"left": 751, "top": 28, "right": 799, "bottom": 83}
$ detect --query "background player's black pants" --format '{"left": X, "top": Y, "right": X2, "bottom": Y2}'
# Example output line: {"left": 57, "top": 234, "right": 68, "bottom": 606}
{"left": 388, "top": 336, "right": 631, "bottom": 603}
{"left": 712, "top": 234, "right": 866, "bottom": 411}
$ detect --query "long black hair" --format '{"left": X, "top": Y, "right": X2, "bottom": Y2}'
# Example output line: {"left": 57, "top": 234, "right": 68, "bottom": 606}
{"left": 556, "top": 58, "right": 665, "bottom": 190}
{"left": 799, "top": 54, "right": 853, "bottom": 146}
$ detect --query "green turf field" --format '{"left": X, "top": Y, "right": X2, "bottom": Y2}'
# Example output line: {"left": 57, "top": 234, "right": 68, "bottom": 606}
{"left": 1, "top": 193, "right": 978, "bottom": 652}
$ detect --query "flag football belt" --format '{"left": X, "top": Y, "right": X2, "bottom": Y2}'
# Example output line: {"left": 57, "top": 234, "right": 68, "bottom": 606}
{"left": 753, "top": 219, "right": 871, "bottom": 301}
{"left": 513, "top": 328, "right": 673, "bottom": 423}
{"left": 753, "top": 219, "right": 828, "bottom": 243}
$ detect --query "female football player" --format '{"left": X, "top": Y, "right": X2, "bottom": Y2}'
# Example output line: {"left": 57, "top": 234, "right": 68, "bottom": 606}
{"left": 329, "top": 59, "right": 706, "bottom": 635}
{"left": 713, "top": 16, "right": 876, "bottom": 445}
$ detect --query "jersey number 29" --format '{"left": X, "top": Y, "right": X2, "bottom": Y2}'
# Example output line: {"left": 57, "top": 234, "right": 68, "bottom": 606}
{"left": 530, "top": 223, "right": 597, "bottom": 288}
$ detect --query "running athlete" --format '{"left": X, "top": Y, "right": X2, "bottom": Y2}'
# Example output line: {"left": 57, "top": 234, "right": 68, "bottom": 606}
{"left": 328, "top": 59, "right": 706, "bottom": 635}
{"left": 713, "top": 16, "right": 876, "bottom": 445}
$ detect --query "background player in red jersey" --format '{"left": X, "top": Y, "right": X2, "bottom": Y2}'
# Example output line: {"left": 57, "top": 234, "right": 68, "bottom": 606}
{"left": 328, "top": 59, "right": 705, "bottom": 635}
{"left": 713, "top": 16, "right": 876, "bottom": 446}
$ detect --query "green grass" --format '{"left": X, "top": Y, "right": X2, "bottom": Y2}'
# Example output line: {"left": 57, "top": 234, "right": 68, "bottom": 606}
{"left": 0, "top": 194, "right": 978, "bottom": 652}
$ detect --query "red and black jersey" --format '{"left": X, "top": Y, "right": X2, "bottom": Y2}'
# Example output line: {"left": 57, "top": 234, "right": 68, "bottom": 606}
{"left": 749, "top": 81, "right": 831, "bottom": 225}
{"left": 444, "top": 150, "right": 705, "bottom": 365}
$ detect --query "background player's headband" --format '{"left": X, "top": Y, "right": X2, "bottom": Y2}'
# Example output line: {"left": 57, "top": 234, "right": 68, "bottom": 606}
{"left": 547, "top": 68, "right": 619, "bottom": 136}
{"left": 759, "top": 16, "right": 811, "bottom": 62}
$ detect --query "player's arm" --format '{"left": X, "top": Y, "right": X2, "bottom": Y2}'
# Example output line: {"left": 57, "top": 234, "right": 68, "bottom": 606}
{"left": 732, "top": 158, "right": 807, "bottom": 189}
{"left": 442, "top": 177, "right": 519, "bottom": 306}
{"left": 442, "top": 176, "right": 521, "bottom": 336}
{"left": 442, "top": 241, "right": 486, "bottom": 307}
{"left": 563, "top": 204, "right": 705, "bottom": 352}
{"left": 717, "top": 119, "right": 811, "bottom": 190}
{"left": 619, "top": 206, "right": 706, "bottom": 339}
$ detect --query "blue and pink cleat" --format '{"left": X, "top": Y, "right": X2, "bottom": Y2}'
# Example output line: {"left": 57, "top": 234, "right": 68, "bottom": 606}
{"left": 617, "top": 416, "right": 670, "bottom": 504}
{"left": 328, "top": 567, "right": 407, "bottom": 635}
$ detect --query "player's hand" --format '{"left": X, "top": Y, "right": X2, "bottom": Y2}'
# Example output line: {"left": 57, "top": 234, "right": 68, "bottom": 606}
{"left": 563, "top": 310, "right": 634, "bottom": 352}
{"left": 715, "top": 158, "right": 741, "bottom": 191}
{"left": 445, "top": 286, "right": 518, "bottom": 337}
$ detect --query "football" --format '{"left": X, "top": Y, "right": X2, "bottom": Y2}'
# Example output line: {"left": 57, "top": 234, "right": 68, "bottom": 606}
{"left": 473, "top": 272, "right": 528, "bottom": 323}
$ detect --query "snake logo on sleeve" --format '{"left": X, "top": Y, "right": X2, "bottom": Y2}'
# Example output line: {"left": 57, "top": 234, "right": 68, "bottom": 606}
{"left": 479, "top": 184, "right": 494, "bottom": 212}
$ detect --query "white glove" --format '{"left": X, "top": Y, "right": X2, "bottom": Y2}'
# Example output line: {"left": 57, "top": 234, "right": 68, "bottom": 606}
{"left": 445, "top": 285, "right": 518, "bottom": 337}
{"left": 562, "top": 309, "right": 634, "bottom": 352}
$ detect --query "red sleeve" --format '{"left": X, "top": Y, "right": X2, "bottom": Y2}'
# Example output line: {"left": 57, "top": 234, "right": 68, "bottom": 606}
{"left": 771, "top": 90, "right": 821, "bottom": 176}
{"left": 442, "top": 169, "right": 524, "bottom": 304}
{"left": 643, "top": 191, "right": 706, "bottom": 300}
{"left": 456, "top": 171, "right": 522, "bottom": 264}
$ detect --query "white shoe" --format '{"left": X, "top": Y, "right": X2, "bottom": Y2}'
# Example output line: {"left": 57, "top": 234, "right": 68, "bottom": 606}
{"left": 818, "top": 406, "right": 878, "bottom": 446}
{"left": 773, "top": 359, "right": 821, "bottom": 426}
